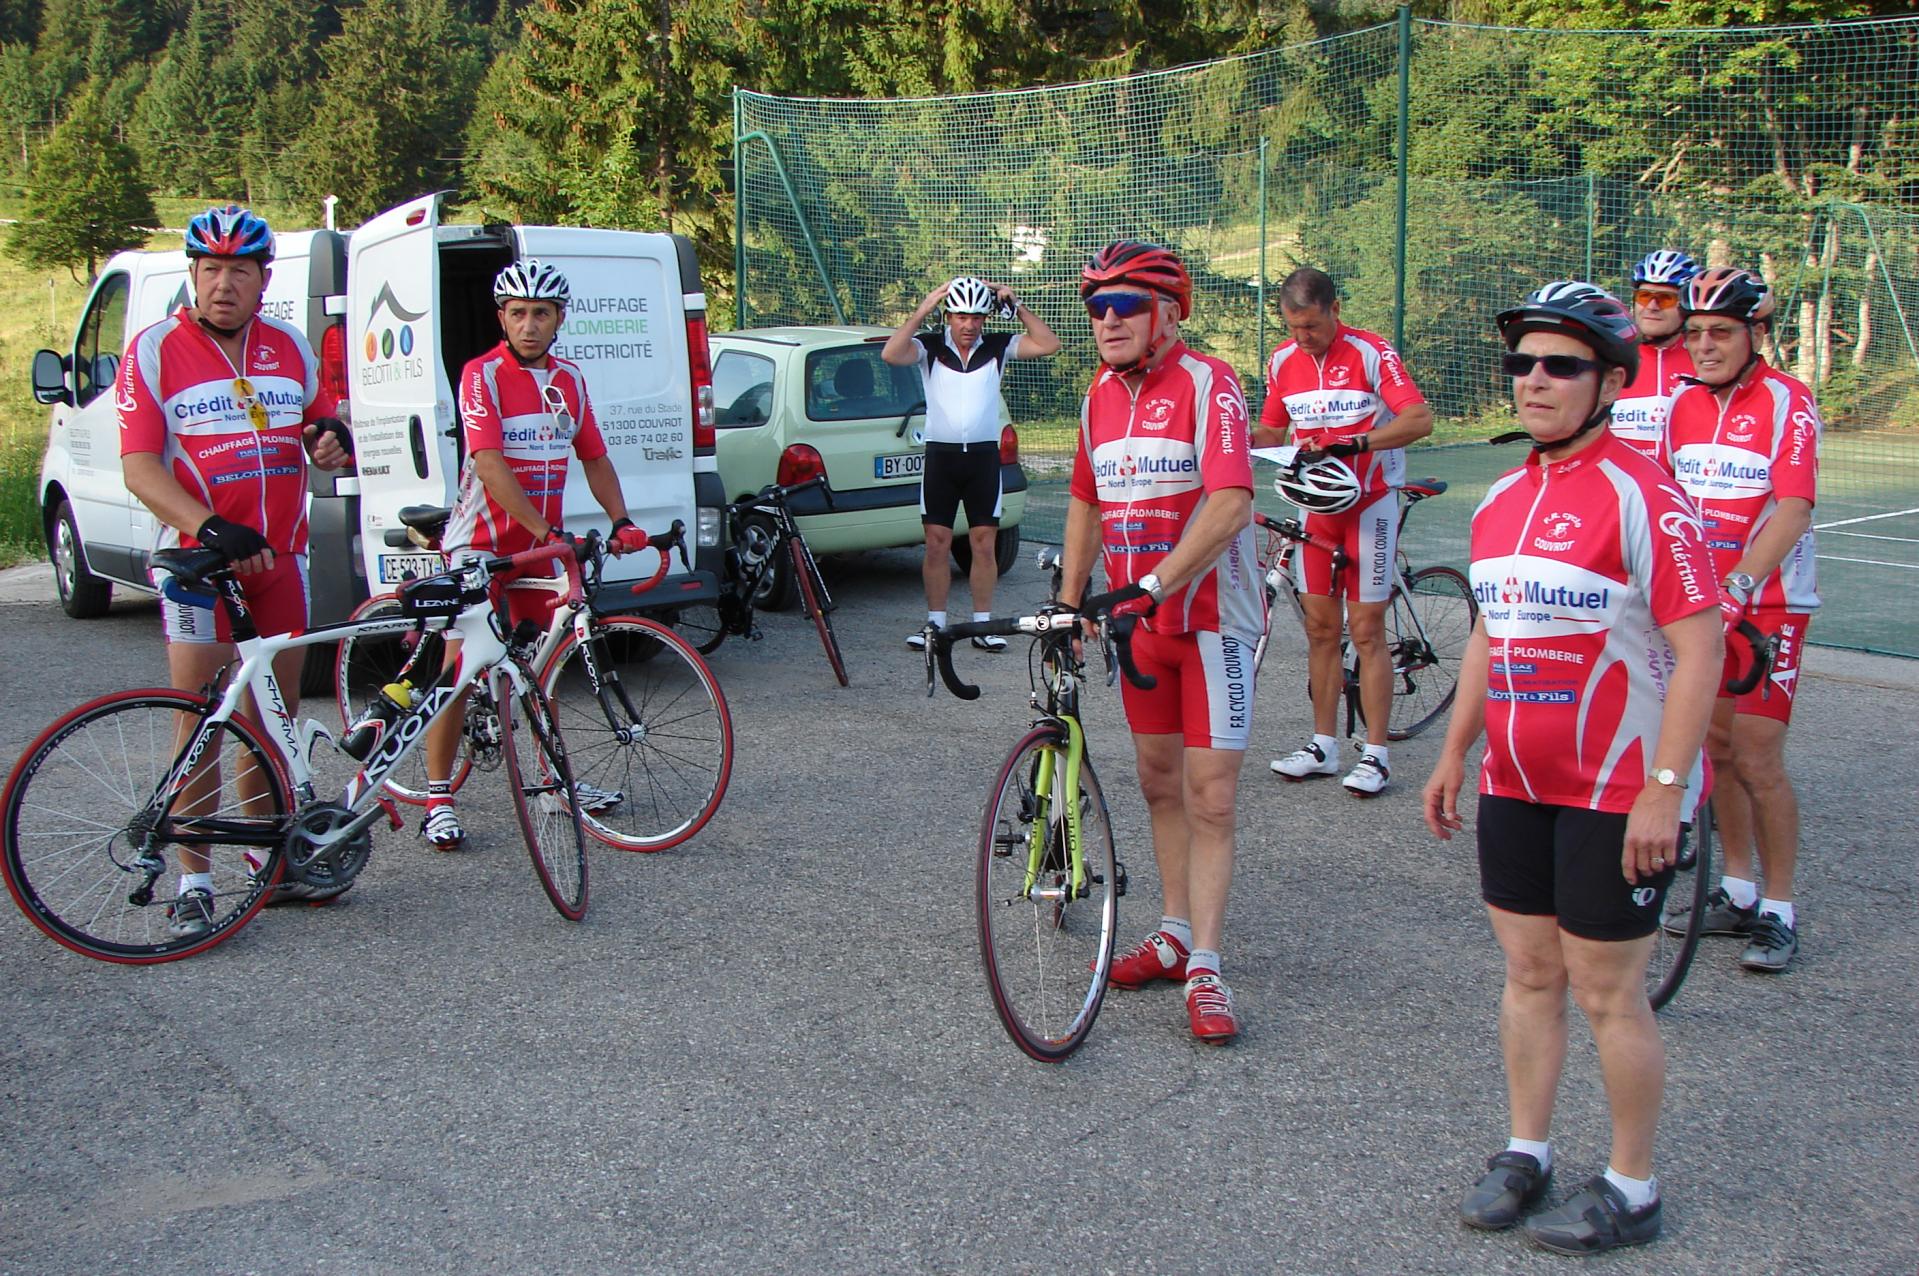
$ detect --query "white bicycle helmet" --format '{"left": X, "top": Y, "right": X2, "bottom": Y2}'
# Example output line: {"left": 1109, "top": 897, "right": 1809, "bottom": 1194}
{"left": 944, "top": 276, "right": 999, "bottom": 316}
{"left": 1275, "top": 454, "right": 1362, "bottom": 514}
{"left": 1631, "top": 249, "right": 1700, "bottom": 288}
{"left": 493, "top": 258, "right": 572, "bottom": 307}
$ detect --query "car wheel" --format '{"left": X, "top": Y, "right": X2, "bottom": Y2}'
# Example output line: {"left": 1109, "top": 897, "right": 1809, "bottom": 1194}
{"left": 50, "top": 499, "right": 112, "bottom": 619}
{"left": 950, "top": 525, "right": 1020, "bottom": 580}
{"left": 744, "top": 514, "right": 796, "bottom": 611}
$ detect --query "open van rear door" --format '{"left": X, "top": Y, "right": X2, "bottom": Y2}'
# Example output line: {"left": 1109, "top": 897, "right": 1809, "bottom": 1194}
{"left": 347, "top": 194, "right": 454, "bottom": 591}
{"left": 516, "top": 227, "right": 698, "bottom": 597}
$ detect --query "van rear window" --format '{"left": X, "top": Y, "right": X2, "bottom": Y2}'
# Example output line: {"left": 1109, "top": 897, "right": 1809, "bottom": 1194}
{"left": 805, "top": 347, "right": 920, "bottom": 422}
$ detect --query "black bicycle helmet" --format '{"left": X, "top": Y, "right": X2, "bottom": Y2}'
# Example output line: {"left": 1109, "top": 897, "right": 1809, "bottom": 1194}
{"left": 1496, "top": 281, "right": 1640, "bottom": 381}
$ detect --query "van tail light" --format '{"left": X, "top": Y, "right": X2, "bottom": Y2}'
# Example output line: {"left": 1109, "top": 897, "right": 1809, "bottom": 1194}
{"left": 686, "top": 313, "right": 716, "bottom": 453}
{"left": 777, "top": 443, "right": 825, "bottom": 488}
{"left": 999, "top": 425, "right": 1019, "bottom": 466}
{"left": 319, "top": 321, "right": 349, "bottom": 405}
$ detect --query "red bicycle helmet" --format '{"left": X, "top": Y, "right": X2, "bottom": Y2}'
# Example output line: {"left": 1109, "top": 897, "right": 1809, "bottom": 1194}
{"left": 1681, "top": 267, "right": 1774, "bottom": 323}
{"left": 1080, "top": 241, "right": 1192, "bottom": 320}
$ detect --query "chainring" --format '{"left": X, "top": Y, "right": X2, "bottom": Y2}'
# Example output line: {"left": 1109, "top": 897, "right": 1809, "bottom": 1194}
{"left": 282, "top": 802, "right": 373, "bottom": 893}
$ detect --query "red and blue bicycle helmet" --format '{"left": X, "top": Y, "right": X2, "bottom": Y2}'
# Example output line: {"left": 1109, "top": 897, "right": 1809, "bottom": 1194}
{"left": 184, "top": 205, "right": 275, "bottom": 263}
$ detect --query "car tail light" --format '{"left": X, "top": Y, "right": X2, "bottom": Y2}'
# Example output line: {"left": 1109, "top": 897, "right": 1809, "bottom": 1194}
{"left": 319, "top": 321, "right": 349, "bottom": 405}
{"left": 999, "top": 425, "right": 1019, "bottom": 466}
{"left": 686, "top": 314, "right": 716, "bottom": 453}
{"left": 777, "top": 443, "right": 825, "bottom": 488}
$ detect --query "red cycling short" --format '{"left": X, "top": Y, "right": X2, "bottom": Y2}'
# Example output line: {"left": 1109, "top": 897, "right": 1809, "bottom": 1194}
{"left": 1293, "top": 489, "right": 1397, "bottom": 603}
{"left": 1722, "top": 609, "right": 1809, "bottom": 724}
{"left": 152, "top": 553, "right": 308, "bottom": 644}
{"left": 1116, "top": 626, "right": 1256, "bottom": 750}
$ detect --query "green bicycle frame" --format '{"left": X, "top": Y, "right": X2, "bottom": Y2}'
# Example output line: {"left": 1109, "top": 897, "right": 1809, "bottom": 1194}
{"left": 1023, "top": 714, "right": 1089, "bottom": 902}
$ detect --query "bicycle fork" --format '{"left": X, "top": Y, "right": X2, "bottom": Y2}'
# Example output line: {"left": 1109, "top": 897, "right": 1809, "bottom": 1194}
{"left": 1023, "top": 719, "right": 1089, "bottom": 904}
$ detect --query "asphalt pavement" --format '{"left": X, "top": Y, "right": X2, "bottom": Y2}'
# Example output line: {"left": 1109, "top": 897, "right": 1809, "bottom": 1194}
{"left": 0, "top": 553, "right": 1913, "bottom": 1274}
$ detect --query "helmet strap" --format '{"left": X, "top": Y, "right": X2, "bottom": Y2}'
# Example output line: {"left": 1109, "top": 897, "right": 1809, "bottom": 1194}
{"left": 1532, "top": 382, "right": 1611, "bottom": 455}
{"left": 194, "top": 312, "right": 247, "bottom": 341}
{"left": 1104, "top": 298, "right": 1175, "bottom": 377}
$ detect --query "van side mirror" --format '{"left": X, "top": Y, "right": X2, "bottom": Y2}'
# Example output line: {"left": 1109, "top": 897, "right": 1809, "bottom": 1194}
{"left": 32, "top": 349, "right": 71, "bottom": 406}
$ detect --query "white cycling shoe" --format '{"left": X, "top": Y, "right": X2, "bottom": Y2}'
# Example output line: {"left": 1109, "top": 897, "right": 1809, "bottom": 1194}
{"left": 1342, "top": 753, "right": 1390, "bottom": 797}
{"left": 1271, "top": 742, "right": 1339, "bottom": 780}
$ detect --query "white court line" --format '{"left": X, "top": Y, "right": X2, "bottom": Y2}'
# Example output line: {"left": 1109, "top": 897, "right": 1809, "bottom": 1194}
{"left": 1823, "top": 530, "right": 1919, "bottom": 544}
{"left": 1814, "top": 506, "right": 1919, "bottom": 530}
{"left": 1816, "top": 553, "right": 1919, "bottom": 570}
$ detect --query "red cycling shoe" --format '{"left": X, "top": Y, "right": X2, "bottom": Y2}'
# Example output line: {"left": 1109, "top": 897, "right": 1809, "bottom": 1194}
{"left": 1108, "top": 930, "right": 1190, "bottom": 988}
{"left": 1185, "top": 971, "right": 1238, "bottom": 1043}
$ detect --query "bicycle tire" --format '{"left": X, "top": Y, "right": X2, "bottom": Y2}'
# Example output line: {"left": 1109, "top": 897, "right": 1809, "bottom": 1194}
{"left": 1252, "top": 520, "right": 1291, "bottom": 673}
{"left": 670, "top": 602, "right": 728, "bottom": 655}
{"left": 336, "top": 593, "right": 472, "bottom": 804}
{"left": 977, "top": 724, "right": 1120, "bottom": 1062}
{"left": 1649, "top": 807, "right": 1713, "bottom": 1011}
{"left": 790, "top": 537, "right": 849, "bottom": 687}
{"left": 540, "top": 616, "right": 734, "bottom": 852}
{"left": 497, "top": 668, "right": 589, "bottom": 920}
{"left": 1374, "top": 565, "right": 1476, "bottom": 742}
{"left": 1, "top": 690, "right": 289, "bottom": 964}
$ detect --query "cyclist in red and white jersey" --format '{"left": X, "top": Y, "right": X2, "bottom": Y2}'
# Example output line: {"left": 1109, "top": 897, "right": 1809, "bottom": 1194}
{"left": 1608, "top": 250, "right": 1699, "bottom": 460}
{"left": 1661, "top": 266, "right": 1819, "bottom": 973}
{"left": 1060, "top": 240, "right": 1260, "bottom": 1043}
{"left": 1423, "top": 282, "right": 1721, "bottom": 1255}
{"left": 119, "top": 205, "right": 352, "bottom": 928}
{"left": 1249, "top": 267, "right": 1433, "bottom": 796}
{"left": 419, "top": 259, "right": 647, "bottom": 850}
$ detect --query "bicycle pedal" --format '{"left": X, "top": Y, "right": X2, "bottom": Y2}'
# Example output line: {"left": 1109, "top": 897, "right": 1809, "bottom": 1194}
{"left": 1113, "top": 860, "right": 1129, "bottom": 898}
{"left": 377, "top": 796, "right": 404, "bottom": 832}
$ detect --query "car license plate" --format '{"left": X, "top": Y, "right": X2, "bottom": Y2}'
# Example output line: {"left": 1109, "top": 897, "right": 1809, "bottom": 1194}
{"left": 378, "top": 552, "right": 443, "bottom": 584}
{"left": 876, "top": 452, "right": 923, "bottom": 480}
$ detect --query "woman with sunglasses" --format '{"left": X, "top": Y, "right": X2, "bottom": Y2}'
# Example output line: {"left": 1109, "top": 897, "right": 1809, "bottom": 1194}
{"left": 1607, "top": 249, "right": 1701, "bottom": 460}
{"left": 1421, "top": 281, "right": 1723, "bottom": 1255}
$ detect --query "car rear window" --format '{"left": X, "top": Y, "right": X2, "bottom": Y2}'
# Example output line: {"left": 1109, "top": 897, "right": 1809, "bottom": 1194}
{"left": 713, "top": 350, "right": 774, "bottom": 427}
{"left": 805, "top": 346, "right": 922, "bottom": 422}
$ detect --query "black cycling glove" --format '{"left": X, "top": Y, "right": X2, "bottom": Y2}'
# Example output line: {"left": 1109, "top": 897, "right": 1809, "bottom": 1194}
{"left": 1319, "top": 437, "right": 1368, "bottom": 460}
{"left": 196, "top": 515, "right": 270, "bottom": 563}
{"left": 307, "top": 416, "right": 354, "bottom": 457}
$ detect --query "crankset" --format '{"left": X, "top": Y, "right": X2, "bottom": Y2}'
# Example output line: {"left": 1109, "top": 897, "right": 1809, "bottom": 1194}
{"left": 281, "top": 803, "right": 374, "bottom": 892}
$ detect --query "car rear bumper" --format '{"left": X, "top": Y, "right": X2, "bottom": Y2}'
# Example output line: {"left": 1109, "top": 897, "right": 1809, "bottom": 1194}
{"left": 792, "top": 464, "right": 1027, "bottom": 554}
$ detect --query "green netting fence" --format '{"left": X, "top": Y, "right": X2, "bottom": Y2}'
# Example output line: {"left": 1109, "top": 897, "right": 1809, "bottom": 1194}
{"left": 736, "top": 11, "right": 1919, "bottom": 656}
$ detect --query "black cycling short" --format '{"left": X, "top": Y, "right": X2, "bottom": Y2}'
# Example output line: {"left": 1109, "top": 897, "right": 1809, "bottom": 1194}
{"left": 1476, "top": 793, "right": 1676, "bottom": 941}
{"left": 920, "top": 441, "right": 1002, "bottom": 530}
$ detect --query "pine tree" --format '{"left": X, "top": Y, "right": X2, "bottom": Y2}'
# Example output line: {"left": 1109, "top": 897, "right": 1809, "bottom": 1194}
{"left": 7, "top": 88, "right": 155, "bottom": 279}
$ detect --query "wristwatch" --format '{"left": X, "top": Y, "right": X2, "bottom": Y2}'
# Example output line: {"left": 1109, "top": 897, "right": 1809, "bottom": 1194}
{"left": 1138, "top": 573, "right": 1166, "bottom": 603}
{"left": 1723, "top": 571, "right": 1757, "bottom": 602}
{"left": 1649, "top": 767, "right": 1683, "bottom": 789}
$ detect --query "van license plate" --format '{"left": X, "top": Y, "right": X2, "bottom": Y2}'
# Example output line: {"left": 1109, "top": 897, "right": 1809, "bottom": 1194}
{"left": 379, "top": 553, "right": 443, "bottom": 584}
{"left": 876, "top": 452, "right": 923, "bottom": 480}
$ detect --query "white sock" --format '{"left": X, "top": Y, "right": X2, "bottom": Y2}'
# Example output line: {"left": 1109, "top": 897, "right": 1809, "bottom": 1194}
{"left": 1159, "top": 916, "right": 1193, "bottom": 950}
{"left": 1759, "top": 898, "right": 1796, "bottom": 928}
{"left": 1720, "top": 875, "right": 1759, "bottom": 909}
{"left": 927, "top": 610, "right": 947, "bottom": 628}
{"left": 1603, "top": 1166, "right": 1658, "bottom": 1208}
{"left": 1362, "top": 743, "right": 1389, "bottom": 766}
{"left": 1186, "top": 947, "right": 1221, "bottom": 977}
{"left": 1506, "top": 1137, "right": 1551, "bottom": 1172}
{"left": 1312, "top": 732, "right": 1337, "bottom": 758}
{"left": 973, "top": 611, "right": 991, "bottom": 622}
{"left": 178, "top": 872, "right": 213, "bottom": 896}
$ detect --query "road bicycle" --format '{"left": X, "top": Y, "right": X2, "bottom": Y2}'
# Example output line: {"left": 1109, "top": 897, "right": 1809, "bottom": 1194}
{"left": 337, "top": 513, "right": 732, "bottom": 853}
{"left": 1254, "top": 475, "right": 1476, "bottom": 741}
{"left": 1647, "top": 619, "right": 1780, "bottom": 1010}
{"left": 0, "top": 535, "right": 618, "bottom": 964}
{"left": 672, "top": 475, "right": 847, "bottom": 687}
{"left": 924, "top": 555, "right": 1156, "bottom": 1062}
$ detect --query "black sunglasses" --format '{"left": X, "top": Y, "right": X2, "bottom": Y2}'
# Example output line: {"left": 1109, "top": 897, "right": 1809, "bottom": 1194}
{"left": 1501, "top": 352, "right": 1602, "bottom": 380}
{"left": 1085, "top": 292, "right": 1157, "bottom": 320}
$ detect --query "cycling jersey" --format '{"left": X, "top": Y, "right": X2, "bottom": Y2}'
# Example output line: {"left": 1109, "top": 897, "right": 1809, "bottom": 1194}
{"left": 913, "top": 330, "right": 1020, "bottom": 445}
{"left": 1070, "top": 342, "right": 1262, "bottom": 642}
{"left": 1260, "top": 324, "right": 1424, "bottom": 498}
{"left": 1608, "top": 341, "right": 1694, "bottom": 460}
{"left": 444, "top": 342, "right": 608, "bottom": 558}
{"left": 1470, "top": 430, "right": 1719, "bottom": 814}
{"left": 1662, "top": 359, "right": 1820, "bottom": 613}
{"left": 117, "top": 308, "right": 339, "bottom": 554}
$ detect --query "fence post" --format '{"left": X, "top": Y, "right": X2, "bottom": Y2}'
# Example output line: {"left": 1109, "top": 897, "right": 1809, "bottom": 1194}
{"left": 733, "top": 90, "right": 746, "bottom": 330}
{"left": 1257, "top": 136, "right": 1268, "bottom": 380}
{"left": 1393, "top": 4, "right": 1412, "bottom": 351}
{"left": 1584, "top": 173, "right": 1595, "bottom": 281}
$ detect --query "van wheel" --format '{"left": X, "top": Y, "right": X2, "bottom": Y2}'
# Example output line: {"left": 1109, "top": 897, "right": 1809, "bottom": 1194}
{"left": 950, "top": 525, "right": 1021, "bottom": 580}
{"left": 51, "top": 499, "right": 111, "bottom": 619}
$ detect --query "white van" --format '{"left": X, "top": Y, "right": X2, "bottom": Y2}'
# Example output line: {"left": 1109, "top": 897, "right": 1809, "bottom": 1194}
{"left": 33, "top": 193, "right": 722, "bottom": 686}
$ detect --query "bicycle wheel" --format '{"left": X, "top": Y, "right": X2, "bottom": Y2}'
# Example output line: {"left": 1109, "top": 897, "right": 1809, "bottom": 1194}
{"left": 1, "top": 690, "right": 289, "bottom": 963}
{"left": 496, "top": 668, "right": 588, "bottom": 920}
{"left": 978, "top": 725, "right": 1121, "bottom": 1062}
{"left": 1251, "top": 521, "right": 1291, "bottom": 672}
{"left": 790, "top": 537, "right": 849, "bottom": 687}
{"left": 336, "top": 593, "right": 471, "bottom": 804}
{"left": 1381, "top": 565, "right": 1476, "bottom": 741}
{"left": 670, "top": 602, "right": 727, "bottom": 655}
{"left": 1649, "top": 807, "right": 1713, "bottom": 1011}
{"left": 540, "top": 617, "right": 734, "bottom": 852}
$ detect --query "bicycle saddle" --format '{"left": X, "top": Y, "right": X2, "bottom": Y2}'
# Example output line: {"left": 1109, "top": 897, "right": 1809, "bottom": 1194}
{"left": 1402, "top": 478, "right": 1449, "bottom": 501}
{"left": 399, "top": 506, "right": 452, "bottom": 536}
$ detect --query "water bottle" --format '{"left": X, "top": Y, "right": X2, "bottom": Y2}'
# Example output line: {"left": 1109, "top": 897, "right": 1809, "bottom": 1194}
{"left": 342, "top": 679, "right": 415, "bottom": 761}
